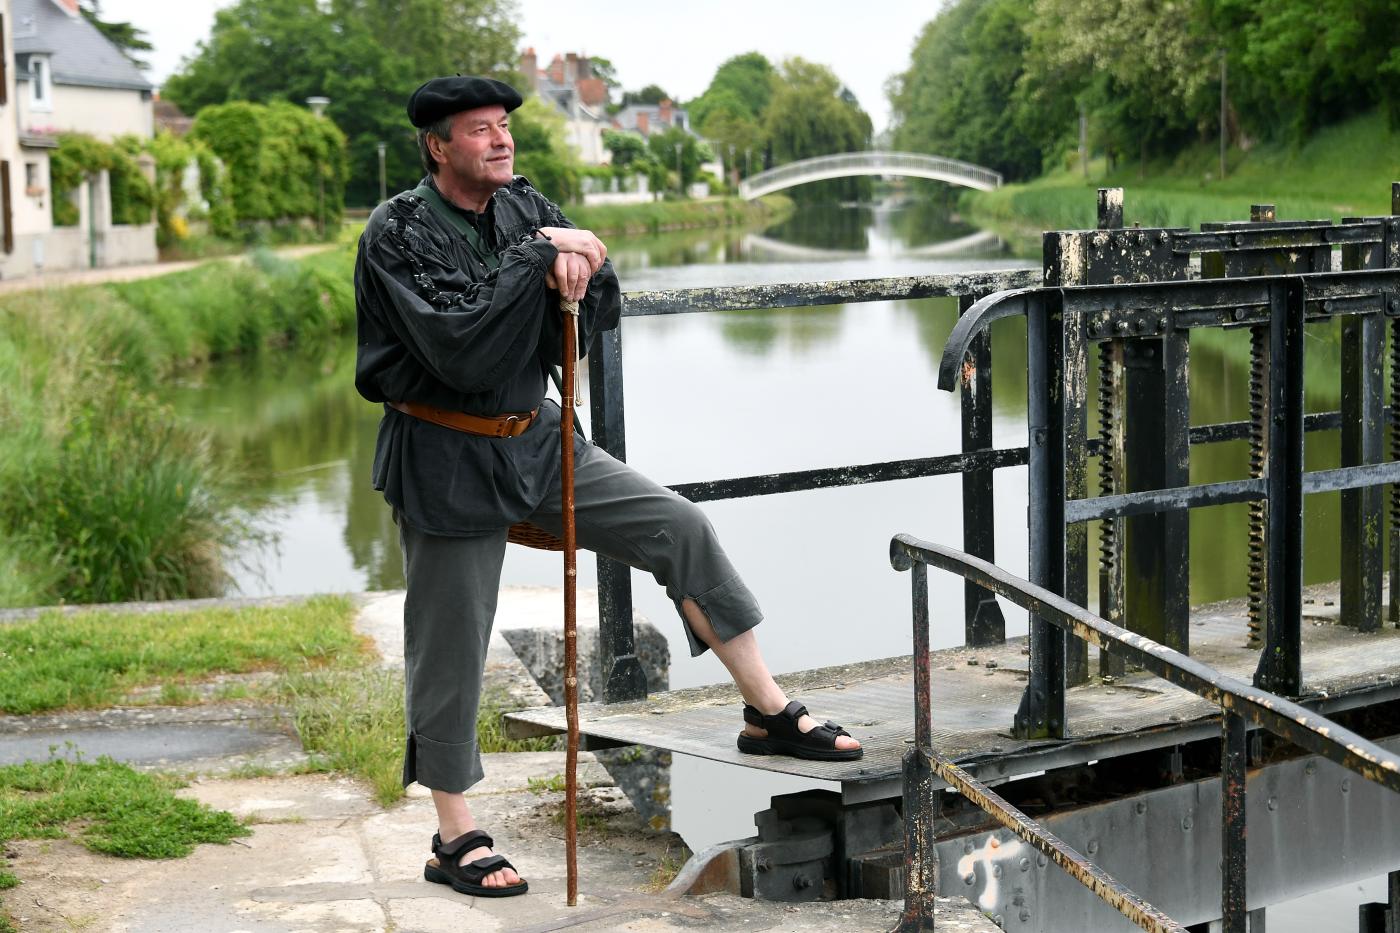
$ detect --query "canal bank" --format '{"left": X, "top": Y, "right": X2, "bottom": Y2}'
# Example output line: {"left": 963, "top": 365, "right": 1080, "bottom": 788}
{"left": 0, "top": 589, "right": 997, "bottom": 932}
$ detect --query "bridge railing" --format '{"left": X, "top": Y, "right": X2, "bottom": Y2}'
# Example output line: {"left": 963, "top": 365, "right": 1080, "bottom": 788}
{"left": 739, "top": 151, "right": 1004, "bottom": 198}
{"left": 890, "top": 536, "right": 1400, "bottom": 933}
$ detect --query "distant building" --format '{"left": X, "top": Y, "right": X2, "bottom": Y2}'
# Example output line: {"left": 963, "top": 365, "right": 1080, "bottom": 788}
{"left": 519, "top": 49, "right": 611, "bottom": 165}
{"left": 612, "top": 98, "right": 690, "bottom": 139}
{"left": 0, "top": 0, "right": 156, "bottom": 280}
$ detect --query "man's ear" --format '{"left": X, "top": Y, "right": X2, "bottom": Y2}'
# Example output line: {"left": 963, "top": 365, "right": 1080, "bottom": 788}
{"left": 425, "top": 133, "right": 446, "bottom": 167}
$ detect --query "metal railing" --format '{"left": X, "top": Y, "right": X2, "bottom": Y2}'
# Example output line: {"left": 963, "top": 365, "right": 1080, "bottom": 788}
{"left": 739, "top": 151, "right": 1004, "bottom": 199}
{"left": 890, "top": 536, "right": 1400, "bottom": 933}
{"left": 588, "top": 268, "right": 1038, "bottom": 702}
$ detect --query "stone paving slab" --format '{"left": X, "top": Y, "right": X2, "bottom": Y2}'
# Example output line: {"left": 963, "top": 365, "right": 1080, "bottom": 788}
{"left": 0, "top": 767, "right": 998, "bottom": 932}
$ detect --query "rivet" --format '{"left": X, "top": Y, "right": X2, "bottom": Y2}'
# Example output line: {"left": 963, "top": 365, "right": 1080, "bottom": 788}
{"left": 1037, "top": 854, "right": 1048, "bottom": 868}
{"left": 1233, "top": 308, "right": 1247, "bottom": 321}
{"left": 1136, "top": 801, "right": 1148, "bottom": 815}
{"left": 1157, "top": 315, "right": 1168, "bottom": 330}
{"left": 993, "top": 864, "right": 1003, "bottom": 879}
{"left": 1159, "top": 230, "right": 1170, "bottom": 242}
{"left": 965, "top": 841, "right": 975, "bottom": 855}
{"left": 1020, "top": 909, "right": 1032, "bottom": 922}
{"left": 1342, "top": 778, "right": 1351, "bottom": 793}
{"left": 1305, "top": 761, "right": 1316, "bottom": 775}
{"left": 964, "top": 873, "right": 976, "bottom": 886}
{"left": 1019, "top": 858, "right": 1031, "bottom": 872}
{"left": 1116, "top": 321, "right": 1130, "bottom": 335}
{"left": 1087, "top": 840, "right": 1099, "bottom": 855}
{"left": 1267, "top": 797, "right": 1277, "bottom": 811}
{"left": 1182, "top": 815, "right": 1193, "bottom": 831}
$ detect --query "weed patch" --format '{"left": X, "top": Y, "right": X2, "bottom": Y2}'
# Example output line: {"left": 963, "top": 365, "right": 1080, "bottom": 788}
{"left": 0, "top": 752, "right": 248, "bottom": 859}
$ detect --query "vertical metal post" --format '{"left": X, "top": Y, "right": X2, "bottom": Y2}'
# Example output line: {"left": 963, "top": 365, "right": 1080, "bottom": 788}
{"left": 959, "top": 294, "right": 1006, "bottom": 646}
{"left": 1095, "top": 190, "right": 1127, "bottom": 679}
{"left": 1221, "top": 711, "right": 1248, "bottom": 933}
{"left": 1016, "top": 292, "right": 1067, "bottom": 739}
{"left": 1389, "top": 186, "right": 1400, "bottom": 626}
{"left": 1063, "top": 296, "right": 1091, "bottom": 686}
{"left": 898, "top": 561, "right": 937, "bottom": 932}
{"left": 1340, "top": 225, "right": 1384, "bottom": 632}
{"left": 1123, "top": 327, "right": 1191, "bottom": 653}
{"left": 588, "top": 327, "right": 648, "bottom": 702}
{"left": 1255, "top": 280, "right": 1305, "bottom": 695}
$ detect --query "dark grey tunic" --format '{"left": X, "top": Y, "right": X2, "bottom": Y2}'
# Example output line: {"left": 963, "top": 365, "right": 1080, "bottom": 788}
{"left": 353, "top": 175, "right": 621, "bottom": 536}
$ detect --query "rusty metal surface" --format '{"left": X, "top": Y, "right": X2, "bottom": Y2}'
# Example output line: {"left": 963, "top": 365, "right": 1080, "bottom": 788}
{"left": 506, "top": 581, "right": 1400, "bottom": 789}
{"left": 925, "top": 750, "right": 1186, "bottom": 933}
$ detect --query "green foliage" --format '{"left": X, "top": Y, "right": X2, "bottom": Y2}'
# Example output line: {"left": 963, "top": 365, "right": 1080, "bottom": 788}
{"left": 0, "top": 246, "right": 356, "bottom": 607}
{"left": 190, "top": 101, "right": 347, "bottom": 233}
{"left": 511, "top": 96, "right": 581, "bottom": 205}
{"left": 620, "top": 84, "right": 673, "bottom": 108}
{"left": 647, "top": 127, "right": 712, "bottom": 192}
{"left": 689, "top": 52, "right": 774, "bottom": 171}
{"left": 0, "top": 752, "right": 249, "bottom": 858}
{"left": 892, "top": 0, "right": 1400, "bottom": 183}
{"left": 79, "top": 0, "right": 153, "bottom": 70}
{"left": 0, "top": 596, "right": 361, "bottom": 714}
{"left": 764, "top": 58, "right": 873, "bottom": 201}
{"left": 48, "top": 133, "right": 155, "bottom": 227}
{"left": 162, "top": 0, "right": 520, "bottom": 206}
{"left": 565, "top": 194, "right": 793, "bottom": 236}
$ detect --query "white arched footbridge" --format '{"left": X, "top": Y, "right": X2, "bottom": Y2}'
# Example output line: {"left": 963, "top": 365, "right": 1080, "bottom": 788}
{"left": 738, "top": 151, "right": 1002, "bottom": 200}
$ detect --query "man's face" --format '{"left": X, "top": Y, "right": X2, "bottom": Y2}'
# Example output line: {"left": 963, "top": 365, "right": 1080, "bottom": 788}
{"left": 434, "top": 104, "right": 514, "bottom": 193}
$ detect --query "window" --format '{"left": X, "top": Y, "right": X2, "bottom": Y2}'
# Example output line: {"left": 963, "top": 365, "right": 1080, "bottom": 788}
{"left": 29, "top": 55, "right": 50, "bottom": 112}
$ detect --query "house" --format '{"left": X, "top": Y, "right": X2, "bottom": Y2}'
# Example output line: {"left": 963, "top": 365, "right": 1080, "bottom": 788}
{"left": 0, "top": 0, "right": 156, "bottom": 280}
{"left": 612, "top": 98, "right": 691, "bottom": 139}
{"left": 519, "top": 49, "right": 612, "bottom": 165}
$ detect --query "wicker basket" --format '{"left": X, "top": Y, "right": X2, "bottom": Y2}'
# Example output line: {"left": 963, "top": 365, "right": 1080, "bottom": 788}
{"left": 508, "top": 521, "right": 564, "bottom": 551}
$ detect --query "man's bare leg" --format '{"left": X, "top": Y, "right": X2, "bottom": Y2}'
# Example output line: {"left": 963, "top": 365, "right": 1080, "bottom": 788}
{"left": 431, "top": 789, "right": 522, "bottom": 889}
{"left": 681, "top": 598, "right": 861, "bottom": 750}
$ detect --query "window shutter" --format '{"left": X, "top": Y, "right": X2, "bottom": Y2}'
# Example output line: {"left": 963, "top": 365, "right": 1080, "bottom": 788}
{"left": 1, "top": 161, "right": 12, "bottom": 255}
{"left": 0, "top": 15, "right": 7, "bottom": 106}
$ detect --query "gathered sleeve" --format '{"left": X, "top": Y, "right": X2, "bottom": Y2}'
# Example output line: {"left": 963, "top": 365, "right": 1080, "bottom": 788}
{"left": 355, "top": 207, "right": 561, "bottom": 399}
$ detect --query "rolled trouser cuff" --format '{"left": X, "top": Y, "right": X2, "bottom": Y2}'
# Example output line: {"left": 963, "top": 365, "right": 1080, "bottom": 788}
{"left": 402, "top": 732, "right": 483, "bottom": 793}
{"left": 673, "top": 573, "right": 764, "bottom": 657}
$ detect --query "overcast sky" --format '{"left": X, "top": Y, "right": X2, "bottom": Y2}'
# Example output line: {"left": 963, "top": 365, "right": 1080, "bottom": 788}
{"left": 97, "top": 0, "right": 939, "bottom": 135}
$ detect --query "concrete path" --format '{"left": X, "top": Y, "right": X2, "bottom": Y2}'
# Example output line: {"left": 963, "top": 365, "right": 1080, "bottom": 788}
{"left": 0, "top": 590, "right": 999, "bottom": 931}
{"left": 0, "top": 242, "right": 337, "bottom": 295}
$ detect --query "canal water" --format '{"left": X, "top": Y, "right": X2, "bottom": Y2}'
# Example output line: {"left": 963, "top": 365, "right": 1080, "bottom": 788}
{"left": 169, "top": 200, "right": 1381, "bottom": 927}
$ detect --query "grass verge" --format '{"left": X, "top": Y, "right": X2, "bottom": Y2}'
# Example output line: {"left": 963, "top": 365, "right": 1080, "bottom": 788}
{"left": 0, "top": 751, "right": 250, "bottom": 859}
{"left": 0, "top": 596, "right": 363, "bottom": 715}
{"left": 966, "top": 108, "right": 1400, "bottom": 239}
{"left": 565, "top": 194, "right": 794, "bottom": 236}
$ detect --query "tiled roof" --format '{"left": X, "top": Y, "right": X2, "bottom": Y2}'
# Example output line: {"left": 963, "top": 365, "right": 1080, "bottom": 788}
{"left": 12, "top": 0, "right": 152, "bottom": 92}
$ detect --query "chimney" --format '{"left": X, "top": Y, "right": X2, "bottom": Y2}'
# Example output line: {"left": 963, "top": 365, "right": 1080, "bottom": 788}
{"left": 636, "top": 112, "right": 649, "bottom": 135}
{"left": 659, "top": 98, "right": 673, "bottom": 125}
{"left": 549, "top": 54, "right": 565, "bottom": 86}
{"left": 564, "top": 52, "right": 579, "bottom": 86}
{"left": 519, "top": 48, "right": 538, "bottom": 92}
{"left": 577, "top": 77, "right": 607, "bottom": 108}
{"left": 578, "top": 55, "right": 593, "bottom": 81}
{"left": 51, "top": 0, "right": 80, "bottom": 14}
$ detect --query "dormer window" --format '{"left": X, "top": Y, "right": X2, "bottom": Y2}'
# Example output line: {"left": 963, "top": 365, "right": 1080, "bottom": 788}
{"left": 29, "top": 55, "right": 51, "bottom": 112}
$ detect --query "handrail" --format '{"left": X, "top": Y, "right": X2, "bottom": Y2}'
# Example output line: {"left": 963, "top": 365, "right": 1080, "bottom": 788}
{"left": 739, "top": 151, "right": 1004, "bottom": 200}
{"left": 888, "top": 535, "right": 1400, "bottom": 933}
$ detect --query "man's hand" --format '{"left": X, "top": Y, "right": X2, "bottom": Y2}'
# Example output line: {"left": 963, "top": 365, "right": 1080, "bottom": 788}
{"left": 544, "top": 252, "right": 593, "bottom": 302}
{"left": 538, "top": 227, "right": 607, "bottom": 275}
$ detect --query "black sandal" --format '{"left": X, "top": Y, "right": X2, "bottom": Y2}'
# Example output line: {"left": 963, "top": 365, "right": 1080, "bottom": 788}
{"left": 736, "top": 700, "right": 863, "bottom": 762}
{"left": 424, "top": 829, "right": 529, "bottom": 898}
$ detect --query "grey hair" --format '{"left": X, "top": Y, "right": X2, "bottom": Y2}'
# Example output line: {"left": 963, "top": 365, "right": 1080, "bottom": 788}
{"left": 416, "top": 115, "right": 455, "bottom": 175}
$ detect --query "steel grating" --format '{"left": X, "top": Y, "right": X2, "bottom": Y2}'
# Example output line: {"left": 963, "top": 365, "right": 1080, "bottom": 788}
{"left": 506, "top": 583, "right": 1400, "bottom": 792}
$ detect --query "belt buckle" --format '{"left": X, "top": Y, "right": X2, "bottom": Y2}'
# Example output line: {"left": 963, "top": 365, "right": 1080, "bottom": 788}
{"left": 500, "top": 414, "right": 523, "bottom": 437}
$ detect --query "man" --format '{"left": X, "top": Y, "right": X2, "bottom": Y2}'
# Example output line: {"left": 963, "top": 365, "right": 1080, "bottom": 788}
{"left": 354, "top": 75, "right": 861, "bottom": 898}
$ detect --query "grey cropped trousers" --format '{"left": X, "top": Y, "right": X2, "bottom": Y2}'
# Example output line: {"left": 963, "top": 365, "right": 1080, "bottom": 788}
{"left": 396, "top": 440, "right": 764, "bottom": 793}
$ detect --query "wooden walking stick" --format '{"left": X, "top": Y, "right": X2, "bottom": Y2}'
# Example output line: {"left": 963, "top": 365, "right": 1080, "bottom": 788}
{"left": 560, "top": 296, "right": 581, "bottom": 907}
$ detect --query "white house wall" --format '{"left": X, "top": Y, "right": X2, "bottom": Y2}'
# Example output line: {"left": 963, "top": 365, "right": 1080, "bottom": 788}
{"left": 18, "top": 82, "right": 152, "bottom": 140}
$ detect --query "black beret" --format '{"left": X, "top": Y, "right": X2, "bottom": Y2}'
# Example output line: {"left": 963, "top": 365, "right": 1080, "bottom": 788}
{"left": 407, "top": 76, "right": 523, "bottom": 128}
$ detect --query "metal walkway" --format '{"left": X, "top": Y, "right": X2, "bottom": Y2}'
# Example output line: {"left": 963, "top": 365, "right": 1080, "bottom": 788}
{"left": 508, "top": 581, "right": 1400, "bottom": 801}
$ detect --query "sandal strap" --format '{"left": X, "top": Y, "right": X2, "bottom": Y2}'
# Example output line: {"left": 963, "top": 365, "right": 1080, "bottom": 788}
{"left": 461, "top": 853, "right": 515, "bottom": 884}
{"left": 437, "top": 829, "right": 493, "bottom": 858}
{"left": 743, "top": 701, "right": 852, "bottom": 749}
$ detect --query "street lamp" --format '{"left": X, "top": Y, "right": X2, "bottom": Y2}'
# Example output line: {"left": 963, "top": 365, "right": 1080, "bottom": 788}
{"left": 728, "top": 143, "right": 736, "bottom": 189}
{"left": 306, "top": 97, "right": 331, "bottom": 236}
{"left": 377, "top": 141, "right": 387, "bottom": 204}
{"left": 673, "top": 141, "right": 683, "bottom": 195}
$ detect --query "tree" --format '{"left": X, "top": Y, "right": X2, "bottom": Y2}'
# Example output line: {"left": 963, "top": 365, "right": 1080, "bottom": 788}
{"left": 588, "top": 56, "right": 621, "bottom": 98}
{"left": 79, "top": 0, "right": 152, "bottom": 70}
{"left": 620, "top": 84, "right": 672, "bottom": 108}
{"left": 646, "top": 127, "right": 710, "bottom": 193}
{"left": 162, "top": 0, "right": 522, "bottom": 207}
{"left": 764, "top": 58, "right": 872, "bottom": 200}
{"left": 689, "top": 52, "right": 774, "bottom": 179}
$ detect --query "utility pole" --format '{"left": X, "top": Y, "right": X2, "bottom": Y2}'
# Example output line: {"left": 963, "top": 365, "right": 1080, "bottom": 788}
{"left": 377, "top": 142, "right": 387, "bottom": 204}
{"left": 1219, "top": 50, "right": 1228, "bottom": 180}
{"left": 674, "top": 142, "right": 683, "bottom": 195}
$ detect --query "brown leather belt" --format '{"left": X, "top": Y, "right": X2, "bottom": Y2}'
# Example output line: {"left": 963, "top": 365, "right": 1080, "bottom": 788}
{"left": 388, "top": 400, "right": 538, "bottom": 438}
